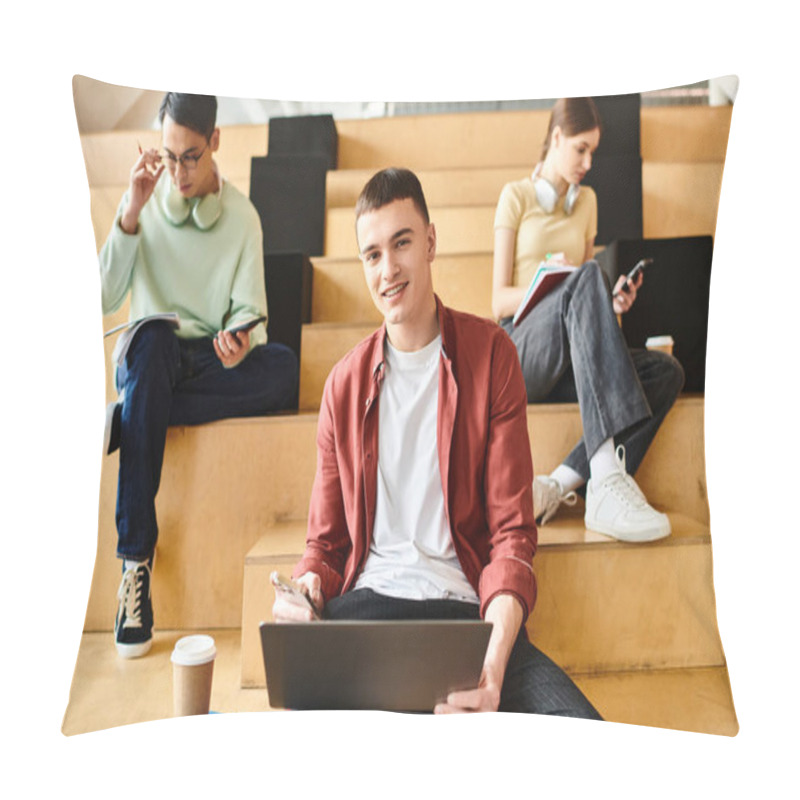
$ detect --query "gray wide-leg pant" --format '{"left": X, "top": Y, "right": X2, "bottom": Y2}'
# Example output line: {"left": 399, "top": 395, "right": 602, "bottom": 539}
{"left": 501, "top": 261, "right": 684, "bottom": 481}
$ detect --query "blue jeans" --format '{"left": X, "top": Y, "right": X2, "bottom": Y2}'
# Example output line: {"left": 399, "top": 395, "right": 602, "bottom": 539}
{"left": 325, "top": 588, "right": 603, "bottom": 719}
{"left": 501, "top": 261, "right": 684, "bottom": 482}
{"left": 114, "top": 320, "right": 298, "bottom": 561}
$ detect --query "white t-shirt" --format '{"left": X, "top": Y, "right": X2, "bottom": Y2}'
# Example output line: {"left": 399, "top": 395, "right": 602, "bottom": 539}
{"left": 354, "top": 335, "right": 479, "bottom": 604}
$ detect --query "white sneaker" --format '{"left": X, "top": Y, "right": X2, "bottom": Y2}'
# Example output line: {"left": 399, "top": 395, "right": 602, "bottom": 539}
{"left": 533, "top": 476, "right": 578, "bottom": 524}
{"left": 584, "top": 446, "right": 671, "bottom": 542}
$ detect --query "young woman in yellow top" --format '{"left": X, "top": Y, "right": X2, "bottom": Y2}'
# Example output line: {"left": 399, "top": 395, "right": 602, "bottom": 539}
{"left": 492, "top": 97, "right": 683, "bottom": 542}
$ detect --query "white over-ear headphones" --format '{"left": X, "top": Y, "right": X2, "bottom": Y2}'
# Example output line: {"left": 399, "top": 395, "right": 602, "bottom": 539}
{"left": 159, "top": 163, "right": 224, "bottom": 230}
{"left": 532, "top": 162, "right": 580, "bottom": 216}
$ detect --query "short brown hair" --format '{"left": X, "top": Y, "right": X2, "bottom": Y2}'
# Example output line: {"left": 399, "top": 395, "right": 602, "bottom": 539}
{"left": 355, "top": 167, "right": 430, "bottom": 224}
{"left": 541, "top": 97, "right": 602, "bottom": 161}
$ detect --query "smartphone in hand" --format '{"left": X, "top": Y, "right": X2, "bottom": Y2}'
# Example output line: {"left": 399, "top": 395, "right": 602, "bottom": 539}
{"left": 225, "top": 315, "right": 267, "bottom": 337}
{"left": 616, "top": 258, "right": 653, "bottom": 297}
{"left": 270, "top": 571, "right": 321, "bottom": 619}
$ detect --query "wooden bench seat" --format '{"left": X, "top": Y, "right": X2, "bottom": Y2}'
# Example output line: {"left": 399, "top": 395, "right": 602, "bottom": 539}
{"left": 240, "top": 510, "right": 724, "bottom": 687}
{"left": 85, "top": 396, "right": 708, "bottom": 636}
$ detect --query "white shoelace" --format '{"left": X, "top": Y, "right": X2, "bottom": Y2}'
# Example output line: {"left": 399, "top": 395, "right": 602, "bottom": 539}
{"left": 535, "top": 476, "right": 578, "bottom": 523}
{"left": 602, "top": 470, "right": 648, "bottom": 508}
{"left": 116, "top": 564, "right": 150, "bottom": 631}
{"left": 602, "top": 446, "right": 649, "bottom": 508}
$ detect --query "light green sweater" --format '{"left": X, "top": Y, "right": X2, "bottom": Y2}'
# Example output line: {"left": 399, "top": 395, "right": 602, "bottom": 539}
{"left": 99, "top": 170, "right": 268, "bottom": 347}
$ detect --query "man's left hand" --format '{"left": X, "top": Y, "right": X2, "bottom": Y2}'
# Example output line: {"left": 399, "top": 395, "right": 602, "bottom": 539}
{"left": 434, "top": 668, "right": 502, "bottom": 714}
{"left": 214, "top": 329, "right": 249, "bottom": 368}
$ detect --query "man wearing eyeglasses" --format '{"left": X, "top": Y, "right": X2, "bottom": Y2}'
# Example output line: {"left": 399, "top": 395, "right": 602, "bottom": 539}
{"left": 99, "top": 92, "right": 298, "bottom": 658}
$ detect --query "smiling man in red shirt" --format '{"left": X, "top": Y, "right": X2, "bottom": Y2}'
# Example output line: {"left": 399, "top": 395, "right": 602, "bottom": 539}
{"left": 273, "top": 168, "right": 601, "bottom": 717}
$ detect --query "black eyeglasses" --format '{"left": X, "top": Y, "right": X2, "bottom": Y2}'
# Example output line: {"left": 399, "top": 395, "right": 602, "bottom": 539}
{"left": 161, "top": 145, "right": 208, "bottom": 171}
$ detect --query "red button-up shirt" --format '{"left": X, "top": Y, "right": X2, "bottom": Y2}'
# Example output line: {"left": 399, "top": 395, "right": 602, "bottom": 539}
{"left": 294, "top": 297, "right": 538, "bottom": 619}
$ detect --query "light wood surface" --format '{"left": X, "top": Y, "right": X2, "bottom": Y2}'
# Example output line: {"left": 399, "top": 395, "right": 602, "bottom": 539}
{"left": 575, "top": 665, "right": 738, "bottom": 736}
{"left": 324, "top": 179, "right": 724, "bottom": 260}
{"left": 62, "top": 629, "right": 737, "bottom": 736}
{"left": 642, "top": 162, "right": 725, "bottom": 239}
{"left": 310, "top": 257, "right": 382, "bottom": 325}
{"left": 86, "top": 414, "right": 319, "bottom": 632}
{"left": 640, "top": 106, "right": 732, "bottom": 162}
{"left": 78, "top": 106, "right": 731, "bottom": 188}
{"left": 335, "top": 106, "right": 732, "bottom": 170}
{"left": 62, "top": 629, "right": 270, "bottom": 735}
{"left": 529, "top": 512, "right": 724, "bottom": 674}
{"left": 240, "top": 521, "right": 308, "bottom": 687}
{"left": 78, "top": 105, "right": 731, "bottom": 257}
{"left": 299, "top": 322, "right": 378, "bottom": 409}
{"left": 88, "top": 395, "right": 707, "bottom": 635}
{"left": 90, "top": 168, "right": 724, "bottom": 259}
{"left": 239, "top": 512, "right": 721, "bottom": 687}
{"left": 88, "top": 396, "right": 707, "bottom": 634}
{"left": 326, "top": 166, "right": 527, "bottom": 209}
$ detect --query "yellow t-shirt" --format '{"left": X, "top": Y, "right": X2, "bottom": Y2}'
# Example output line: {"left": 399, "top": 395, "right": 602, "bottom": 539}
{"left": 494, "top": 177, "right": 598, "bottom": 289}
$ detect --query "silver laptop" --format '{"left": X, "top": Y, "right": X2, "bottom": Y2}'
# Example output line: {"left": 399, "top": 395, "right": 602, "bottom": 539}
{"left": 260, "top": 619, "right": 492, "bottom": 711}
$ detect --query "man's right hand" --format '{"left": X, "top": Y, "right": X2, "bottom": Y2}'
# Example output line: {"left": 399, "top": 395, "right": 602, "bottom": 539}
{"left": 272, "top": 572, "right": 324, "bottom": 622}
{"left": 120, "top": 148, "right": 165, "bottom": 234}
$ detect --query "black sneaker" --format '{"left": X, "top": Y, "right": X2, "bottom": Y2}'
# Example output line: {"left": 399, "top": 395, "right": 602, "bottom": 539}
{"left": 103, "top": 399, "right": 122, "bottom": 455}
{"left": 115, "top": 560, "right": 154, "bottom": 658}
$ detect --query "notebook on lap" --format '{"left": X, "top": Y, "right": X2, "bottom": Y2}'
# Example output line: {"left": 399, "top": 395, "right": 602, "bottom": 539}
{"left": 260, "top": 619, "right": 492, "bottom": 711}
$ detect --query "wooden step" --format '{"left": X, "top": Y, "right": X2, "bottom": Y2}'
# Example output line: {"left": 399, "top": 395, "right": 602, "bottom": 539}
{"left": 326, "top": 166, "right": 527, "bottom": 209}
{"left": 640, "top": 106, "right": 732, "bottom": 163}
{"left": 88, "top": 397, "right": 708, "bottom": 634}
{"left": 62, "top": 629, "right": 737, "bottom": 736}
{"left": 642, "top": 161, "right": 724, "bottom": 239}
{"left": 572, "top": 664, "right": 737, "bottom": 736}
{"left": 314, "top": 358, "right": 710, "bottom": 520}
{"left": 310, "top": 252, "right": 493, "bottom": 324}
{"left": 323, "top": 161, "right": 724, "bottom": 260}
{"left": 79, "top": 105, "right": 730, "bottom": 252}
{"left": 299, "top": 322, "right": 377, "bottom": 409}
{"left": 240, "top": 511, "right": 724, "bottom": 687}
{"left": 326, "top": 161, "right": 726, "bottom": 234}
{"left": 241, "top": 520, "right": 307, "bottom": 687}
{"left": 298, "top": 327, "right": 707, "bottom": 510}
{"left": 77, "top": 105, "right": 731, "bottom": 190}
{"left": 530, "top": 509, "right": 723, "bottom": 674}
{"left": 86, "top": 413, "right": 319, "bottom": 633}
{"left": 87, "top": 160, "right": 724, "bottom": 256}
{"left": 334, "top": 106, "right": 732, "bottom": 170}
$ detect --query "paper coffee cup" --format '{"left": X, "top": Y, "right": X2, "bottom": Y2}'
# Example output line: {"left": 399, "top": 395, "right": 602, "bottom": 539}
{"left": 171, "top": 635, "right": 216, "bottom": 717}
{"left": 646, "top": 335, "right": 674, "bottom": 355}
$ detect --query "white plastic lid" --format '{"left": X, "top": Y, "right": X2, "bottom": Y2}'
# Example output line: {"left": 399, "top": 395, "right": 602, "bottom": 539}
{"left": 170, "top": 635, "right": 217, "bottom": 666}
{"left": 645, "top": 335, "right": 674, "bottom": 346}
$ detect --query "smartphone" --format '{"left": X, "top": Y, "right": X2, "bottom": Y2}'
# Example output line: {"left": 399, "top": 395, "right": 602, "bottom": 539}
{"left": 617, "top": 258, "right": 653, "bottom": 296}
{"left": 225, "top": 315, "right": 267, "bottom": 337}
{"left": 270, "top": 571, "right": 320, "bottom": 618}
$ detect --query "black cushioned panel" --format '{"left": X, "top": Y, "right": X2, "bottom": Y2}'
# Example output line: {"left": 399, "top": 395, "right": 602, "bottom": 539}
{"left": 595, "top": 236, "right": 713, "bottom": 393}
{"left": 249, "top": 154, "right": 328, "bottom": 256}
{"left": 582, "top": 155, "right": 643, "bottom": 245}
{"left": 263, "top": 251, "right": 313, "bottom": 409}
{"left": 591, "top": 93, "right": 641, "bottom": 156}
{"left": 267, "top": 114, "right": 338, "bottom": 170}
